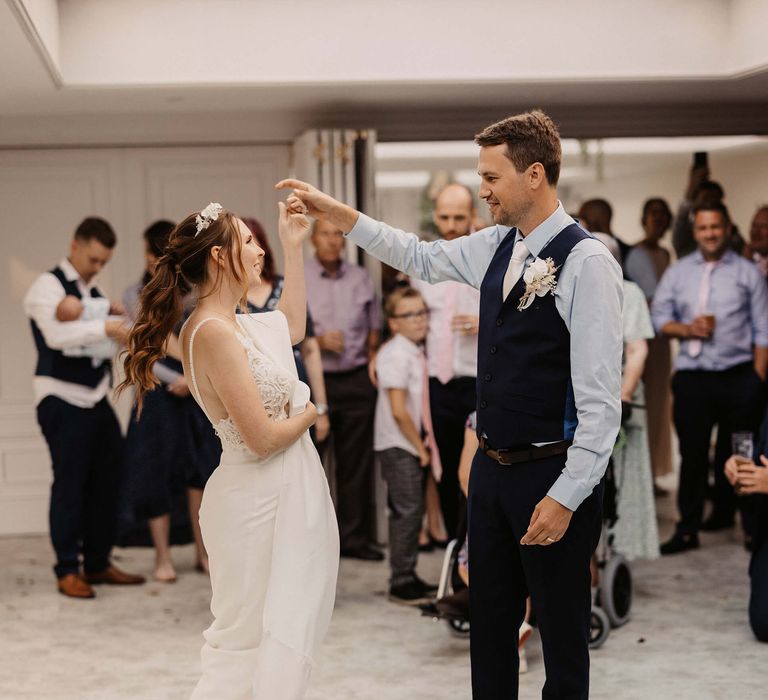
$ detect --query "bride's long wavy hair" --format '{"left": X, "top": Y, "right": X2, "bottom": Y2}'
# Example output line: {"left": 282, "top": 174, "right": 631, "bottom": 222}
{"left": 118, "top": 208, "right": 247, "bottom": 410}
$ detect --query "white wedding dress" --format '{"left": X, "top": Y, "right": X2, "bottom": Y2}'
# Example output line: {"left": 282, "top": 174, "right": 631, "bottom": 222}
{"left": 185, "top": 311, "right": 339, "bottom": 700}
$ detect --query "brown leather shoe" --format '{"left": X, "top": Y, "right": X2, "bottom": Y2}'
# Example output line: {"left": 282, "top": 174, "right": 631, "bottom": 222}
{"left": 84, "top": 564, "right": 146, "bottom": 585}
{"left": 57, "top": 573, "right": 95, "bottom": 599}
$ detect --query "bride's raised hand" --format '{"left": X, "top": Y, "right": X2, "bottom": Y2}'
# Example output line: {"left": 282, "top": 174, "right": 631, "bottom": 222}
{"left": 278, "top": 200, "right": 311, "bottom": 249}
{"left": 276, "top": 179, "right": 337, "bottom": 219}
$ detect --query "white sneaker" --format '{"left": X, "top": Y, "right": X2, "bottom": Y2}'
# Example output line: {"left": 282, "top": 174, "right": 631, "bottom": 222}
{"left": 518, "top": 647, "right": 528, "bottom": 674}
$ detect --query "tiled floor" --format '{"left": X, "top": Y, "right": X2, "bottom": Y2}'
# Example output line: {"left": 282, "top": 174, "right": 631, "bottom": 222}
{"left": 0, "top": 492, "right": 762, "bottom": 699}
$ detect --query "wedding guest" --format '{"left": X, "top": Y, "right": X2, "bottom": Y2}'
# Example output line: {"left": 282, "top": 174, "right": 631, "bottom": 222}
{"left": 374, "top": 287, "right": 438, "bottom": 604}
{"left": 582, "top": 230, "right": 659, "bottom": 557}
{"left": 23, "top": 217, "right": 144, "bottom": 598}
{"left": 242, "top": 217, "right": 330, "bottom": 443}
{"left": 577, "top": 198, "right": 630, "bottom": 265}
{"left": 411, "top": 182, "right": 480, "bottom": 544}
{"left": 652, "top": 202, "right": 768, "bottom": 554}
{"left": 724, "top": 409, "right": 768, "bottom": 642}
{"left": 625, "top": 198, "right": 675, "bottom": 489}
{"left": 122, "top": 220, "right": 221, "bottom": 581}
{"left": 672, "top": 165, "right": 744, "bottom": 258}
{"left": 306, "top": 220, "right": 382, "bottom": 560}
{"left": 612, "top": 277, "right": 660, "bottom": 560}
{"left": 744, "top": 206, "right": 768, "bottom": 277}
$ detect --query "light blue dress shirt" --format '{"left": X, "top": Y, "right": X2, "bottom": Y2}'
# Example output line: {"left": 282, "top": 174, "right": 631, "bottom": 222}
{"left": 347, "top": 203, "right": 623, "bottom": 511}
{"left": 651, "top": 249, "right": 768, "bottom": 371}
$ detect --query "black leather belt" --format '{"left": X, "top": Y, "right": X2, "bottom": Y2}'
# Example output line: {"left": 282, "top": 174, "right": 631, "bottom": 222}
{"left": 478, "top": 437, "right": 572, "bottom": 466}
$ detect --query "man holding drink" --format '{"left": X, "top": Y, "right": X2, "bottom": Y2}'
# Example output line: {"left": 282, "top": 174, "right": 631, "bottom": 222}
{"left": 652, "top": 202, "right": 768, "bottom": 554}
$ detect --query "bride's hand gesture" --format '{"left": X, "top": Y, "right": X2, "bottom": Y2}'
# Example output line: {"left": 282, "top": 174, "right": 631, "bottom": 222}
{"left": 278, "top": 198, "right": 311, "bottom": 250}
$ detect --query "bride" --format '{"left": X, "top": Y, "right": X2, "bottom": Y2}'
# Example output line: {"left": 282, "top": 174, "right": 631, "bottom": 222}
{"left": 120, "top": 199, "right": 339, "bottom": 699}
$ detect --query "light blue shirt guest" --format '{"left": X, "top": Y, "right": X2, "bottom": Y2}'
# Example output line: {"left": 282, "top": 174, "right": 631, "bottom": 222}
{"left": 346, "top": 202, "right": 623, "bottom": 511}
{"left": 651, "top": 250, "right": 768, "bottom": 372}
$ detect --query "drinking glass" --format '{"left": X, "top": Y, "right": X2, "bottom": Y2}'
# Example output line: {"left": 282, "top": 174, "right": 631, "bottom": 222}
{"left": 731, "top": 431, "right": 754, "bottom": 460}
{"left": 732, "top": 431, "right": 756, "bottom": 495}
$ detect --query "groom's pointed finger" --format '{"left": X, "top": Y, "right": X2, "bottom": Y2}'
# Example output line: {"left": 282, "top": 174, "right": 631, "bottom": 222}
{"left": 275, "top": 178, "right": 310, "bottom": 191}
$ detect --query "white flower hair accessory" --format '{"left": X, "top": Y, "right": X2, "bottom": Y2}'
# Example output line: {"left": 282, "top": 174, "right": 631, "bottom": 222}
{"left": 195, "top": 202, "right": 223, "bottom": 236}
{"left": 518, "top": 257, "right": 559, "bottom": 311}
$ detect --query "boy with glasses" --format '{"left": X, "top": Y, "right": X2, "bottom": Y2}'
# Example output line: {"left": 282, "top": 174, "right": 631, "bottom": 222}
{"left": 374, "top": 287, "right": 438, "bottom": 604}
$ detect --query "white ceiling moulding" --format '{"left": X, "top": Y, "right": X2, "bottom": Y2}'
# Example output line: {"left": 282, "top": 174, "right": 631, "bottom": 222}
{"left": 5, "top": 0, "right": 62, "bottom": 87}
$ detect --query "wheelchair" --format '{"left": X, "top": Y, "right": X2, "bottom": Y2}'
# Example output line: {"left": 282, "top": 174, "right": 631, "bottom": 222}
{"left": 420, "top": 538, "right": 470, "bottom": 638}
{"left": 589, "top": 456, "right": 634, "bottom": 649}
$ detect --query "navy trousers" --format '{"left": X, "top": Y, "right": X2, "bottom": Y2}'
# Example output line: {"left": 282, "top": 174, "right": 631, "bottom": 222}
{"left": 37, "top": 396, "right": 123, "bottom": 578}
{"left": 468, "top": 450, "right": 603, "bottom": 700}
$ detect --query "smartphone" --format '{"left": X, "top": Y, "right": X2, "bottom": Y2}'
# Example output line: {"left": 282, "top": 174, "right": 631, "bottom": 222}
{"left": 693, "top": 151, "right": 708, "bottom": 169}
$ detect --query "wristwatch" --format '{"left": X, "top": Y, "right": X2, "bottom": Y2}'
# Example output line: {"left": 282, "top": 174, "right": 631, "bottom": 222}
{"left": 315, "top": 403, "right": 329, "bottom": 416}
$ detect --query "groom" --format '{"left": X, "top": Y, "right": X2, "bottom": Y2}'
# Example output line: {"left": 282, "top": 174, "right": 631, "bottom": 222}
{"left": 278, "top": 109, "right": 622, "bottom": 699}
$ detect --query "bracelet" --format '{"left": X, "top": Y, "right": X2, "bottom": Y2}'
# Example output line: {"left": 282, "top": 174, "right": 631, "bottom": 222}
{"left": 315, "top": 403, "right": 329, "bottom": 416}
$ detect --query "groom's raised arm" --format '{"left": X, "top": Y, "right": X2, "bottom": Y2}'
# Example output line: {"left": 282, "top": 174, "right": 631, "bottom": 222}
{"left": 345, "top": 213, "right": 500, "bottom": 289}
{"left": 276, "top": 179, "right": 504, "bottom": 289}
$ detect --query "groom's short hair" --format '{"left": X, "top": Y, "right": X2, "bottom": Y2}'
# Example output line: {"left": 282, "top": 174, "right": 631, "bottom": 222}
{"left": 475, "top": 110, "right": 561, "bottom": 186}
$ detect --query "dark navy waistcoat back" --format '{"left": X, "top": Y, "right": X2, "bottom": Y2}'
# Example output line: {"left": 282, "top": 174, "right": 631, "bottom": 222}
{"left": 30, "top": 267, "right": 112, "bottom": 388}
{"left": 476, "top": 223, "right": 589, "bottom": 447}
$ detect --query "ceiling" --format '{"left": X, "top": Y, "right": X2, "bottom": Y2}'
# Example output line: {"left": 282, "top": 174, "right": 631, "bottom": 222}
{"left": 1, "top": 0, "right": 767, "bottom": 146}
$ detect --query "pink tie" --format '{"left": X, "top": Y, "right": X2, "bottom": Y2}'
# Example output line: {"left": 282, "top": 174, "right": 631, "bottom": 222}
{"left": 688, "top": 261, "right": 716, "bottom": 358}
{"left": 420, "top": 351, "right": 443, "bottom": 482}
{"left": 435, "top": 282, "right": 458, "bottom": 385}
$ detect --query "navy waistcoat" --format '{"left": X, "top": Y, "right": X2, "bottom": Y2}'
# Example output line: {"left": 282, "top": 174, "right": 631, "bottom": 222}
{"left": 476, "top": 223, "right": 589, "bottom": 447}
{"left": 30, "top": 267, "right": 112, "bottom": 388}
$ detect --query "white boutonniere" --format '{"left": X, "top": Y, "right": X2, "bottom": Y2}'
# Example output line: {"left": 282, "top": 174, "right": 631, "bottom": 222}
{"left": 518, "top": 257, "right": 559, "bottom": 311}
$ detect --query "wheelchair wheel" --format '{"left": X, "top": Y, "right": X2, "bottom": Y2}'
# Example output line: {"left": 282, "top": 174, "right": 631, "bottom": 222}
{"left": 588, "top": 606, "right": 610, "bottom": 649}
{"left": 598, "top": 553, "right": 632, "bottom": 628}
{"left": 447, "top": 616, "right": 471, "bottom": 638}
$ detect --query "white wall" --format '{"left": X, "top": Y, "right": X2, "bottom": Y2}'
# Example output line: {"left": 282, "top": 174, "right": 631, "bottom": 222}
{"left": 728, "top": 0, "right": 768, "bottom": 73}
{"left": 567, "top": 147, "right": 768, "bottom": 245}
{"left": 0, "top": 143, "right": 290, "bottom": 535}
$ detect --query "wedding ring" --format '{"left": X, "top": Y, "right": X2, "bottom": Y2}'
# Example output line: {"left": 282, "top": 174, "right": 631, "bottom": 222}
{"left": 546, "top": 537, "right": 555, "bottom": 543}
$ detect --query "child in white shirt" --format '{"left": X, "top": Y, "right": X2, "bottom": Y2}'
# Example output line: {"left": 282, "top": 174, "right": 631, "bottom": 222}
{"left": 374, "top": 286, "right": 437, "bottom": 605}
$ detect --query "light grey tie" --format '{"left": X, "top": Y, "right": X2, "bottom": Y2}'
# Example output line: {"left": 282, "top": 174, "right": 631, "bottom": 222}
{"left": 502, "top": 240, "right": 530, "bottom": 300}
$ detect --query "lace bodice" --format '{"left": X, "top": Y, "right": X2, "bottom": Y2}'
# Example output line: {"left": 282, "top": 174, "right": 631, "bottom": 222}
{"left": 186, "top": 317, "right": 296, "bottom": 456}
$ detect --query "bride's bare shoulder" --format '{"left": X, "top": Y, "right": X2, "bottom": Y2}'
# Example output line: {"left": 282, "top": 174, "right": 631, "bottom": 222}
{"left": 183, "top": 316, "right": 242, "bottom": 356}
